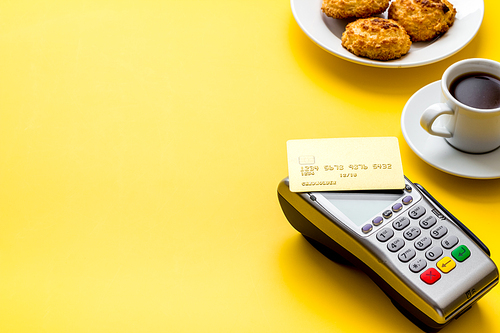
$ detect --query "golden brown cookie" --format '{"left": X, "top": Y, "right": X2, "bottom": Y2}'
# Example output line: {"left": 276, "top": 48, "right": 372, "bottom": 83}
{"left": 388, "top": 0, "right": 456, "bottom": 42}
{"left": 321, "top": 0, "right": 390, "bottom": 19}
{"left": 341, "top": 18, "right": 412, "bottom": 60}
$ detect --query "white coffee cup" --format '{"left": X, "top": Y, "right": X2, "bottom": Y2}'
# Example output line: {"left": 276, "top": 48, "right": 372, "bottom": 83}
{"left": 420, "top": 58, "right": 500, "bottom": 154}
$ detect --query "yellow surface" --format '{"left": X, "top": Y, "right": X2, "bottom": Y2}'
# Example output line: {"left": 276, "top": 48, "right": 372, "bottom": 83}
{"left": 1, "top": 1, "right": 499, "bottom": 332}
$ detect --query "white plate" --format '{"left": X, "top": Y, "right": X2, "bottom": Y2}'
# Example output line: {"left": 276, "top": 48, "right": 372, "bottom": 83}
{"left": 401, "top": 81, "right": 500, "bottom": 179}
{"left": 291, "top": 0, "right": 484, "bottom": 68}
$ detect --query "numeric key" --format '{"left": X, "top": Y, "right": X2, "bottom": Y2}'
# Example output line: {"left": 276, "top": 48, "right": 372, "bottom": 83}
{"left": 419, "top": 215, "right": 437, "bottom": 229}
{"left": 388, "top": 238, "right": 405, "bottom": 252}
{"left": 376, "top": 228, "right": 394, "bottom": 242}
{"left": 415, "top": 236, "right": 432, "bottom": 251}
{"left": 399, "top": 248, "right": 416, "bottom": 263}
{"left": 430, "top": 225, "right": 448, "bottom": 239}
{"left": 403, "top": 226, "right": 421, "bottom": 240}
{"left": 392, "top": 217, "right": 410, "bottom": 231}
{"left": 425, "top": 247, "right": 443, "bottom": 261}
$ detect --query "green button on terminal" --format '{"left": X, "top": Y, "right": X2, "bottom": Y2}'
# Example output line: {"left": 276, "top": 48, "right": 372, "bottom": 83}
{"left": 452, "top": 245, "right": 471, "bottom": 262}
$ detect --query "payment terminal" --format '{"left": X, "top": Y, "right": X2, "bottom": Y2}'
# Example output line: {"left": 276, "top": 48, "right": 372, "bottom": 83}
{"left": 277, "top": 177, "right": 498, "bottom": 332}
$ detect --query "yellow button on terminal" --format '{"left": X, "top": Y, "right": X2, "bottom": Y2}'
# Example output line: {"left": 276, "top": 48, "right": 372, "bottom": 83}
{"left": 437, "top": 256, "right": 456, "bottom": 274}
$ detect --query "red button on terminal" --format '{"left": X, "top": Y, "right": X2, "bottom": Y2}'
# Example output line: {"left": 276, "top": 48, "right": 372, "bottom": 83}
{"left": 420, "top": 268, "right": 441, "bottom": 285}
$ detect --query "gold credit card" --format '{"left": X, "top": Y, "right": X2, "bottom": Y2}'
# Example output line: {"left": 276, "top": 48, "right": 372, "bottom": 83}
{"left": 287, "top": 137, "right": 405, "bottom": 192}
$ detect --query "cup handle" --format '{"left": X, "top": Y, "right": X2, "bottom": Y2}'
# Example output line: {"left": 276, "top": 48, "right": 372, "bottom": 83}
{"left": 420, "top": 103, "right": 454, "bottom": 138}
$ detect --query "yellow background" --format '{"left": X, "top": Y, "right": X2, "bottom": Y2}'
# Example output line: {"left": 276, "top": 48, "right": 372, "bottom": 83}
{"left": 1, "top": 1, "right": 499, "bottom": 332}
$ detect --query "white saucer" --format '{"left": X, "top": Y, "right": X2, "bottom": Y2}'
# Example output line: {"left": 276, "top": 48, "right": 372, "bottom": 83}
{"left": 291, "top": 0, "right": 484, "bottom": 68}
{"left": 401, "top": 81, "right": 500, "bottom": 179}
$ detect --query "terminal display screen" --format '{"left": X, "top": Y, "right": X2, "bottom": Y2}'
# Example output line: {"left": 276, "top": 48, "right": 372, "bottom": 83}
{"left": 321, "top": 191, "right": 403, "bottom": 226}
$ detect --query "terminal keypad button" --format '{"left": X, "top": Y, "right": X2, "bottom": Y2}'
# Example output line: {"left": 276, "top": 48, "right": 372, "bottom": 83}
{"left": 430, "top": 225, "right": 448, "bottom": 239}
{"left": 383, "top": 210, "right": 393, "bottom": 219}
{"left": 402, "top": 195, "right": 413, "bottom": 205}
{"left": 419, "top": 215, "right": 437, "bottom": 229}
{"left": 452, "top": 245, "right": 471, "bottom": 262}
{"left": 415, "top": 236, "right": 432, "bottom": 251}
{"left": 408, "top": 205, "right": 426, "bottom": 219}
{"left": 372, "top": 216, "right": 383, "bottom": 226}
{"left": 442, "top": 235, "right": 459, "bottom": 249}
{"left": 425, "top": 247, "right": 443, "bottom": 261}
{"left": 398, "top": 248, "right": 416, "bottom": 263}
{"left": 377, "top": 228, "right": 395, "bottom": 242}
{"left": 392, "top": 203, "right": 403, "bottom": 212}
{"left": 421, "top": 268, "right": 441, "bottom": 285}
{"left": 392, "top": 217, "right": 410, "bottom": 231}
{"left": 409, "top": 258, "right": 427, "bottom": 273}
{"left": 437, "top": 256, "right": 456, "bottom": 273}
{"left": 403, "top": 227, "right": 421, "bottom": 241}
{"left": 388, "top": 238, "right": 405, "bottom": 252}
{"left": 362, "top": 224, "right": 373, "bottom": 234}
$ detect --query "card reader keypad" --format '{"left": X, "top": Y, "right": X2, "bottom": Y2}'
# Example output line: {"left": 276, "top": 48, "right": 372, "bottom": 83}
{"left": 375, "top": 203, "right": 472, "bottom": 285}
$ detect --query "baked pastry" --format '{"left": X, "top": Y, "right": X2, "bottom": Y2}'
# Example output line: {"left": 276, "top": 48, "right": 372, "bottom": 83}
{"left": 321, "top": 0, "right": 390, "bottom": 19}
{"left": 341, "top": 18, "right": 412, "bottom": 60}
{"left": 388, "top": 0, "right": 456, "bottom": 42}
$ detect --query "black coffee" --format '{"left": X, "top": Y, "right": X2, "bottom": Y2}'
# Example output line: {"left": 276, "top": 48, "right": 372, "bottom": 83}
{"left": 449, "top": 72, "right": 500, "bottom": 109}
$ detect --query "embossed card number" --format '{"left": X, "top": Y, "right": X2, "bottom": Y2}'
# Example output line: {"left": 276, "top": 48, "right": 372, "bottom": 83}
{"left": 287, "top": 137, "right": 405, "bottom": 192}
